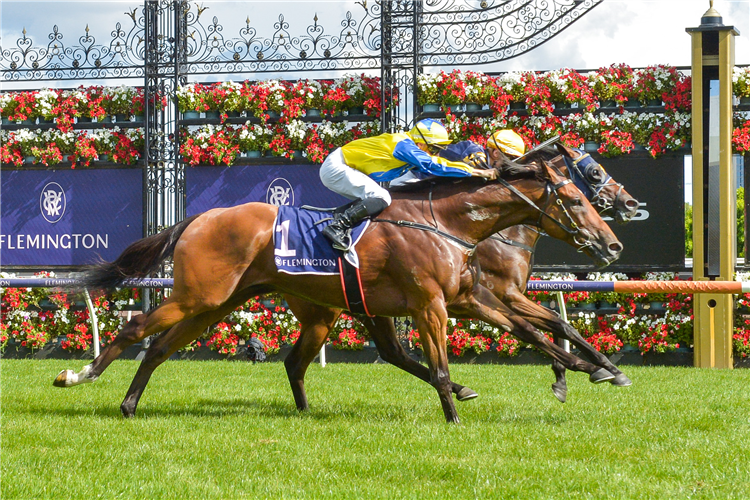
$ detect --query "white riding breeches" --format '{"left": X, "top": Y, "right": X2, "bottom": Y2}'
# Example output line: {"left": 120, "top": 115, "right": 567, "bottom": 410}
{"left": 319, "top": 148, "right": 392, "bottom": 205}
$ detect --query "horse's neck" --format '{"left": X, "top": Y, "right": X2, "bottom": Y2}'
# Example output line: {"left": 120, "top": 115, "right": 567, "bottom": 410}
{"left": 426, "top": 179, "right": 547, "bottom": 244}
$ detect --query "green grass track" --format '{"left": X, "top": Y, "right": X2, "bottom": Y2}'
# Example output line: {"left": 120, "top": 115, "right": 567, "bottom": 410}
{"left": 2, "top": 360, "right": 750, "bottom": 499}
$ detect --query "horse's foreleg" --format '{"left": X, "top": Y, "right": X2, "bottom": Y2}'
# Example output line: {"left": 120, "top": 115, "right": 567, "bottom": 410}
{"left": 412, "top": 302, "right": 459, "bottom": 424}
{"left": 362, "top": 316, "right": 477, "bottom": 401}
{"left": 550, "top": 346, "right": 568, "bottom": 403}
{"left": 283, "top": 297, "right": 342, "bottom": 412}
{"left": 509, "top": 293, "right": 631, "bottom": 387}
{"left": 464, "top": 287, "right": 614, "bottom": 383}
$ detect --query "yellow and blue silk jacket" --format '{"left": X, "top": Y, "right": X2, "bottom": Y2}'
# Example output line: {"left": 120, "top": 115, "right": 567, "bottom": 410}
{"left": 340, "top": 133, "right": 474, "bottom": 182}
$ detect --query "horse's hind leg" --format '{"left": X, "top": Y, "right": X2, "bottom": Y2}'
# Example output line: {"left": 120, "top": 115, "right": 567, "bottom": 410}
{"left": 362, "top": 316, "right": 478, "bottom": 401}
{"left": 120, "top": 295, "right": 255, "bottom": 418}
{"left": 53, "top": 299, "right": 195, "bottom": 388}
{"left": 283, "top": 298, "right": 342, "bottom": 411}
{"left": 411, "top": 302, "right": 459, "bottom": 424}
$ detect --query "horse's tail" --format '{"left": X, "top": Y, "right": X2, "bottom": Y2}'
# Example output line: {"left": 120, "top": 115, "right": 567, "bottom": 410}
{"left": 77, "top": 214, "right": 201, "bottom": 290}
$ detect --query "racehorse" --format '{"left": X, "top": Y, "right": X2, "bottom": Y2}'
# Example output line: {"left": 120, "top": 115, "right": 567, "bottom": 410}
{"left": 281, "top": 145, "right": 638, "bottom": 409}
{"left": 55, "top": 158, "right": 623, "bottom": 423}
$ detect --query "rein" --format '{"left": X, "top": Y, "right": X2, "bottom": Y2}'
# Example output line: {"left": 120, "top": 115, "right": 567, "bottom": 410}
{"left": 489, "top": 234, "right": 536, "bottom": 253}
{"left": 373, "top": 173, "right": 591, "bottom": 254}
{"left": 372, "top": 218, "right": 477, "bottom": 251}
{"left": 495, "top": 176, "right": 594, "bottom": 253}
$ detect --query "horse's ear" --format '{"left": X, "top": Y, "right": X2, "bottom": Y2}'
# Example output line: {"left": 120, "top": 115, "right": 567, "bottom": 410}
{"left": 540, "top": 159, "right": 559, "bottom": 181}
{"left": 555, "top": 142, "right": 575, "bottom": 158}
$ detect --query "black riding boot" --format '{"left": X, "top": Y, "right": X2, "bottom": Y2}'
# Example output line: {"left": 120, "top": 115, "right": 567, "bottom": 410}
{"left": 323, "top": 198, "right": 388, "bottom": 251}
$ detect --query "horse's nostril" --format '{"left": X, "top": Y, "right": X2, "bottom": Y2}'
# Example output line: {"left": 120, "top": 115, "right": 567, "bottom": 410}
{"left": 609, "top": 242, "right": 623, "bottom": 254}
{"left": 625, "top": 199, "right": 639, "bottom": 210}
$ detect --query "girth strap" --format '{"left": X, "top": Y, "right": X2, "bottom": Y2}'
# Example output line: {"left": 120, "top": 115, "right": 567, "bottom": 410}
{"left": 373, "top": 218, "right": 477, "bottom": 251}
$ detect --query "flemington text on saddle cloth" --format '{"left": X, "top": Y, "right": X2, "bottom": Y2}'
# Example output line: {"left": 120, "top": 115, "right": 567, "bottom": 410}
{"left": 272, "top": 206, "right": 370, "bottom": 275}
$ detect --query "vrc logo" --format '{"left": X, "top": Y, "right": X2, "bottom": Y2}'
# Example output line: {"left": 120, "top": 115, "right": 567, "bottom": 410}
{"left": 266, "top": 178, "right": 294, "bottom": 206}
{"left": 40, "top": 182, "right": 66, "bottom": 223}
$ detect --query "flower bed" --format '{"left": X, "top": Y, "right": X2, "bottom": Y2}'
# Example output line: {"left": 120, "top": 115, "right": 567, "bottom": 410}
{"left": 176, "top": 75, "right": 382, "bottom": 120}
{"left": 4, "top": 270, "right": 750, "bottom": 361}
{"left": 3, "top": 66, "right": 750, "bottom": 168}
{"left": 0, "top": 86, "right": 156, "bottom": 131}
{"left": 1, "top": 127, "right": 144, "bottom": 167}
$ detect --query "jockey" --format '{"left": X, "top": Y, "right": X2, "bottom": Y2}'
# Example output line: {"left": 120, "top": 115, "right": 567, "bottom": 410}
{"left": 319, "top": 118, "right": 498, "bottom": 250}
{"left": 390, "top": 129, "right": 526, "bottom": 187}
{"left": 439, "top": 129, "right": 526, "bottom": 170}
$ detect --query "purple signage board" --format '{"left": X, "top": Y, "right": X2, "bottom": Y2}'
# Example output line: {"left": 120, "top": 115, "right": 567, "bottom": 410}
{"left": 1, "top": 169, "right": 142, "bottom": 267}
{"left": 186, "top": 164, "right": 348, "bottom": 215}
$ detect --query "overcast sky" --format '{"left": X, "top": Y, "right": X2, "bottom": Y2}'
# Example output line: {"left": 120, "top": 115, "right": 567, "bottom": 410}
{"left": 2, "top": 0, "right": 748, "bottom": 83}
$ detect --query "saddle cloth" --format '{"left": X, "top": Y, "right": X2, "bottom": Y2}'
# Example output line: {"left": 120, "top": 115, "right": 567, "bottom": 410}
{"left": 273, "top": 205, "right": 369, "bottom": 275}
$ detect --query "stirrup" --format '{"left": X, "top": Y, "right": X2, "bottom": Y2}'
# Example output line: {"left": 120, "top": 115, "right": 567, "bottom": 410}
{"left": 332, "top": 235, "right": 352, "bottom": 251}
{"left": 323, "top": 224, "right": 353, "bottom": 251}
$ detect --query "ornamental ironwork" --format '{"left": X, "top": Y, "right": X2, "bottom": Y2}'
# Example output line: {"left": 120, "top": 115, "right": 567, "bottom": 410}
{"left": 420, "top": 0, "right": 603, "bottom": 66}
{"left": 1, "top": 0, "right": 602, "bottom": 81}
{"left": 1, "top": 19, "right": 147, "bottom": 81}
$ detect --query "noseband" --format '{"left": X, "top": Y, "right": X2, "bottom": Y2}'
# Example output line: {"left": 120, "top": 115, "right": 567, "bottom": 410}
{"left": 564, "top": 152, "right": 625, "bottom": 215}
{"left": 496, "top": 176, "right": 593, "bottom": 253}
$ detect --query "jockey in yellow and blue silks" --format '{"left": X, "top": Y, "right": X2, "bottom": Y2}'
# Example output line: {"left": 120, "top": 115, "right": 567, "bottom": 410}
{"left": 319, "top": 118, "right": 497, "bottom": 250}
{"left": 390, "top": 129, "right": 526, "bottom": 187}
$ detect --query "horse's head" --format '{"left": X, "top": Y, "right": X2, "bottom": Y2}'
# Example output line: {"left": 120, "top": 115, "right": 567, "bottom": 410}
{"left": 554, "top": 144, "right": 639, "bottom": 224}
{"left": 533, "top": 160, "right": 623, "bottom": 268}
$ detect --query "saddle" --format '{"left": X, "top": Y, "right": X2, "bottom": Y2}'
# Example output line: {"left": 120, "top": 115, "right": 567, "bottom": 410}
{"left": 275, "top": 205, "right": 373, "bottom": 317}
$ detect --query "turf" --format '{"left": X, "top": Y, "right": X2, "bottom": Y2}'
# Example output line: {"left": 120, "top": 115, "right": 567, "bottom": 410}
{"left": 2, "top": 359, "right": 750, "bottom": 499}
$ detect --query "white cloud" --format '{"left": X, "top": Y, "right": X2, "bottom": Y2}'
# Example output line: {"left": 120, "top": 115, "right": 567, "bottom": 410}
{"left": 488, "top": 0, "right": 750, "bottom": 72}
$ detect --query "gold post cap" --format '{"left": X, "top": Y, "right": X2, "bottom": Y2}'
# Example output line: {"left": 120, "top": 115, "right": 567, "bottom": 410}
{"left": 701, "top": 0, "right": 723, "bottom": 25}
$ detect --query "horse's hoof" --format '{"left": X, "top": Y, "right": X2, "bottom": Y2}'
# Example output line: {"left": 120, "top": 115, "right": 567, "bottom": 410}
{"left": 456, "top": 387, "right": 478, "bottom": 401}
{"left": 53, "top": 370, "right": 74, "bottom": 387}
{"left": 120, "top": 405, "right": 135, "bottom": 418}
{"left": 551, "top": 383, "right": 567, "bottom": 403}
{"left": 589, "top": 368, "right": 615, "bottom": 384}
{"left": 610, "top": 373, "right": 632, "bottom": 387}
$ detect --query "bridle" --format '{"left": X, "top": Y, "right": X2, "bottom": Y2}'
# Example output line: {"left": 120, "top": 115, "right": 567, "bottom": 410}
{"left": 496, "top": 172, "right": 594, "bottom": 254}
{"left": 564, "top": 151, "right": 625, "bottom": 215}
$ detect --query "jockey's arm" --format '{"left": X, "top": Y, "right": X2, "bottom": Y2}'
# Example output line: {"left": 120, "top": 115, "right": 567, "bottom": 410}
{"left": 392, "top": 139, "right": 475, "bottom": 178}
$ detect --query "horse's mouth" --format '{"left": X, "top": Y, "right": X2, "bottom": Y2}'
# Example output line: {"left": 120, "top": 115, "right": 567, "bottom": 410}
{"left": 615, "top": 212, "right": 631, "bottom": 225}
{"left": 585, "top": 243, "right": 621, "bottom": 269}
{"left": 595, "top": 256, "right": 616, "bottom": 269}
{"left": 615, "top": 210, "right": 637, "bottom": 225}
{"left": 614, "top": 199, "right": 640, "bottom": 225}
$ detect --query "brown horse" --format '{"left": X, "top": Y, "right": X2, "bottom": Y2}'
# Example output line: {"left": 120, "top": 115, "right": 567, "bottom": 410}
{"left": 55, "top": 159, "right": 622, "bottom": 423}
{"left": 281, "top": 145, "right": 638, "bottom": 409}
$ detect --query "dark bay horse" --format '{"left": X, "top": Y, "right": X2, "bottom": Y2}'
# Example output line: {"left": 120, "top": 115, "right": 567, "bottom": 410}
{"left": 476, "top": 146, "right": 639, "bottom": 402}
{"left": 55, "top": 159, "right": 622, "bottom": 423}
{"left": 282, "top": 145, "right": 639, "bottom": 408}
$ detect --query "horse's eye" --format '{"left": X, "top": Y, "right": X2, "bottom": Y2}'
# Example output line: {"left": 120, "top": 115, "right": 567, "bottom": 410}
{"left": 571, "top": 197, "right": 584, "bottom": 207}
{"left": 587, "top": 167, "right": 604, "bottom": 182}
